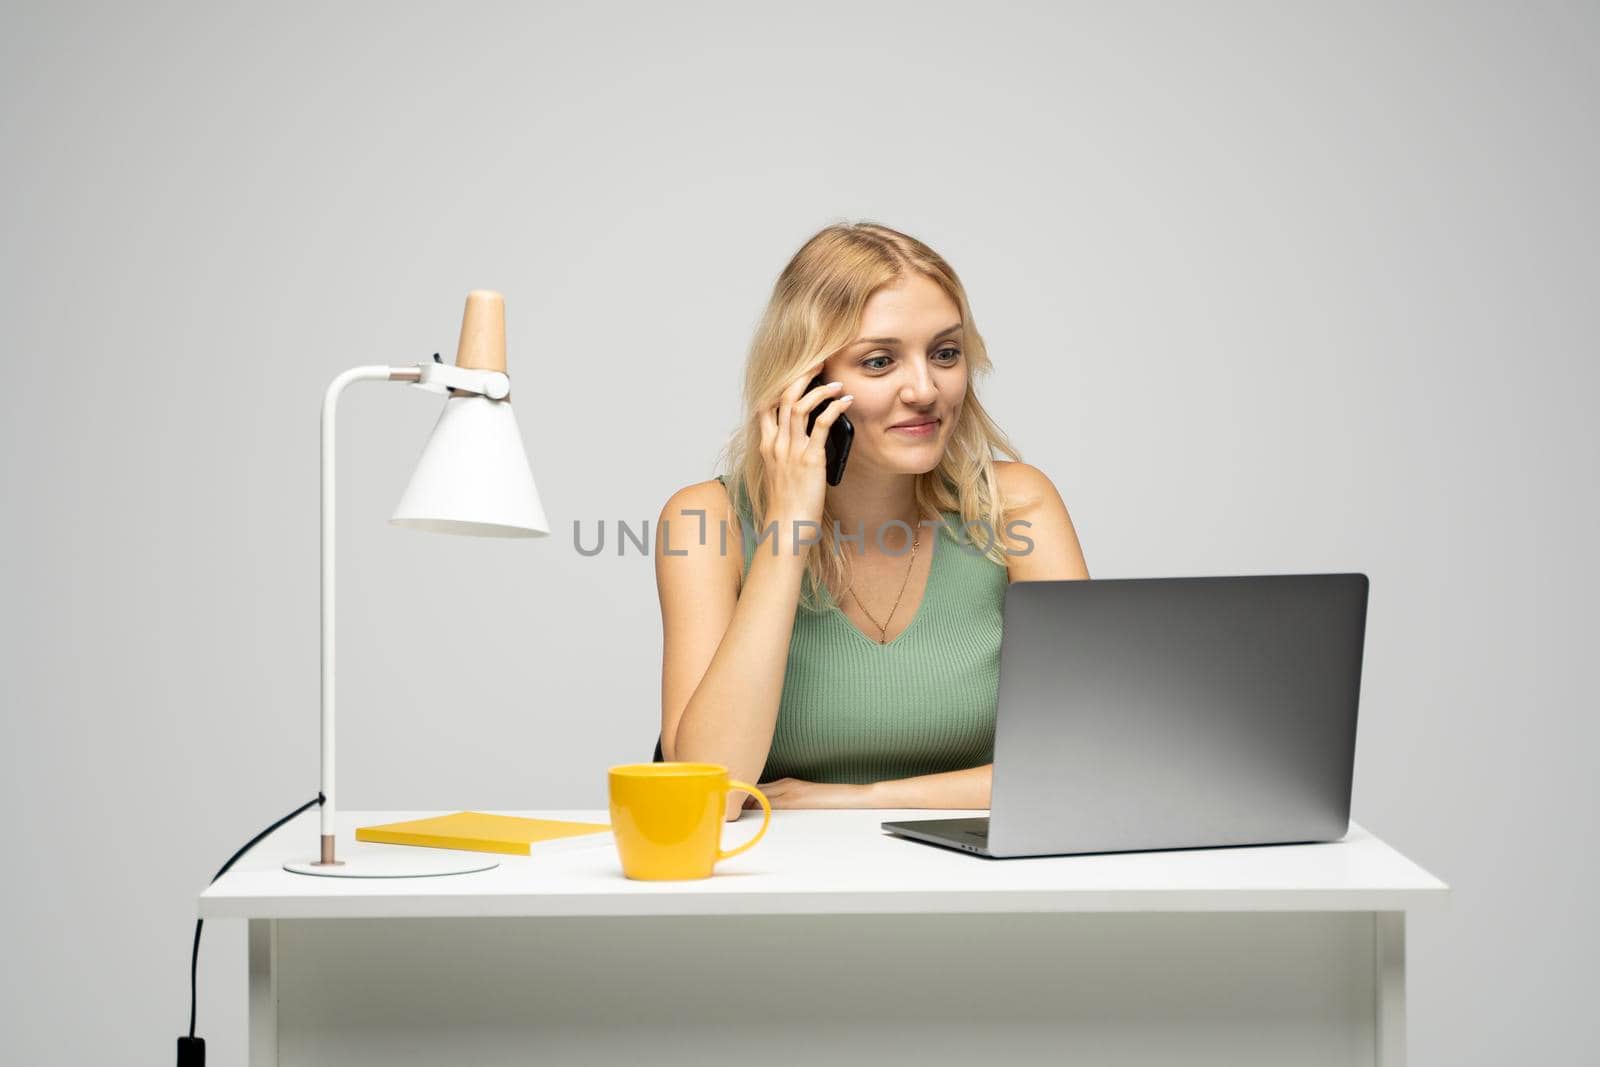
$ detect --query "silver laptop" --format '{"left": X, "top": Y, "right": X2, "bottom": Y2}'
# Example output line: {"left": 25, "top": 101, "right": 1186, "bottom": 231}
{"left": 883, "top": 574, "right": 1368, "bottom": 858}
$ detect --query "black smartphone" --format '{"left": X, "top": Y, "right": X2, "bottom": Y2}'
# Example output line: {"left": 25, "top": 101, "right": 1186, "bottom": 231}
{"left": 804, "top": 374, "right": 854, "bottom": 485}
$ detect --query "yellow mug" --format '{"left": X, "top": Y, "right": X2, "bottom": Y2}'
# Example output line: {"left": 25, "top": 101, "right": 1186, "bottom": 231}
{"left": 608, "top": 763, "right": 772, "bottom": 880}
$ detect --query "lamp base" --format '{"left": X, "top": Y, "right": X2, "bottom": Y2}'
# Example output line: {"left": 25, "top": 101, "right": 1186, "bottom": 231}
{"left": 285, "top": 844, "right": 498, "bottom": 878}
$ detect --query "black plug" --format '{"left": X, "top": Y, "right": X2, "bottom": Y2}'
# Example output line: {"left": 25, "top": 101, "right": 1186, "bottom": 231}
{"left": 177, "top": 1035, "right": 205, "bottom": 1065}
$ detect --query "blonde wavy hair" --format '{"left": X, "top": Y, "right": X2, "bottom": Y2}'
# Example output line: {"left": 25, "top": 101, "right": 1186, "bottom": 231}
{"left": 718, "top": 221, "right": 1025, "bottom": 613}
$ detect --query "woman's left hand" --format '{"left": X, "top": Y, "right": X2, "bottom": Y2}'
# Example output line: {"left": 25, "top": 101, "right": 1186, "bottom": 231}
{"left": 747, "top": 778, "right": 876, "bottom": 809}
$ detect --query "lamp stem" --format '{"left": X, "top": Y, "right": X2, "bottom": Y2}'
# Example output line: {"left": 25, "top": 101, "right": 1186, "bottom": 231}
{"left": 317, "top": 366, "right": 415, "bottom": 866}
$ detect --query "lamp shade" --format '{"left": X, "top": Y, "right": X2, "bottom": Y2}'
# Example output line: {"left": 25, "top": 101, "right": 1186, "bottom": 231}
{"left": 390, "top": 393, "right": 549, "bottom": 537}
{"left": 390, "top": 289, "right": 548, "bottom": 538}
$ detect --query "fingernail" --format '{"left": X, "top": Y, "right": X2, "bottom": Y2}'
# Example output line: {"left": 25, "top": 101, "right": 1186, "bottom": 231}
{"left": 830, "top": 382, "right": 843, "bottom": 390}
{"left": 841, "top": 394, "right": 854, "bottom": 402}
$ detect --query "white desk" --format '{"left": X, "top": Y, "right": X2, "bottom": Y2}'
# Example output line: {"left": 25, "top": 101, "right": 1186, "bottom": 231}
{"left": 201, "top": 809, "right": 1448, "bottom": 1067}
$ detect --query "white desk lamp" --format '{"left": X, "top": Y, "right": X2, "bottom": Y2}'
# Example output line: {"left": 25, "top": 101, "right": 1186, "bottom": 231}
{"left": 284, "top": 290, "right": 548, "bottom": 878}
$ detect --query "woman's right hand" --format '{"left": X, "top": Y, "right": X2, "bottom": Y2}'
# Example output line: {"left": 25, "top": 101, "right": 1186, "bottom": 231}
{"left": 758, "top": 362, "right": 854, "bottom": 534}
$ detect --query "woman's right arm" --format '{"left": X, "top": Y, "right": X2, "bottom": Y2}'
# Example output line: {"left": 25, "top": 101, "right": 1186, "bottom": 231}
{"left": 655, "top": 371, "right": 852, "bottom": 821}
{"left": 655, "top": 484, "right": 807, "bottom": 821}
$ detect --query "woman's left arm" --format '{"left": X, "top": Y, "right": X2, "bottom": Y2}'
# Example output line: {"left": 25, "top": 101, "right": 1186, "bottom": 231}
{"left": 758, "top": 767, "right": 991, "bottom": 809}
{"left": 869, "top": 764, "right": 992, "bottom": 808}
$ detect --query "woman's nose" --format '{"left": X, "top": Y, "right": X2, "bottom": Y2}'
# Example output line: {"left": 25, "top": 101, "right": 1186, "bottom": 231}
{"left": 900, "top": 363, "right": 938, "bottom": 405}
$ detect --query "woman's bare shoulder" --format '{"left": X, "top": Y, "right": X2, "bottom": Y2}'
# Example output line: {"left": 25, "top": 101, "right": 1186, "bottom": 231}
{"left": 993, "top": 460, "right": 1055, "bottom": 508}
{"left": 991, "top": 461, "right": 1089, "bottom": 581}
{"left": 660, "top": 478, "right": 733, "bottom": 515}
{"left": 657, "top": 477, "right": 745, "bottom": 590}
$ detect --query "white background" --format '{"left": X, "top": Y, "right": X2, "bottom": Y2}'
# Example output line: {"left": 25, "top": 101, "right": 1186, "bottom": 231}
{"left": 3, "top": 2, "right": 1595, "bottom": 1063}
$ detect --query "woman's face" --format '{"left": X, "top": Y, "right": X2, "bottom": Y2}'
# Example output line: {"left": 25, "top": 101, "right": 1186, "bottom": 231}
{"left": 821, "top": 274, "right": 968, "bottom": 476}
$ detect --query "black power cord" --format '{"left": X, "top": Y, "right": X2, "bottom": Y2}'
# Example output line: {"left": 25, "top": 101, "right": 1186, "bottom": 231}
{"left": 178, "top": 793, "right": 324, "bottom": 1067}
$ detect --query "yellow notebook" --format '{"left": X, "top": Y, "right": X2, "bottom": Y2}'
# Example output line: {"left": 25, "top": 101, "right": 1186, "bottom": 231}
{"left": 355, "top": 812, "right": 612, "bottom": 856}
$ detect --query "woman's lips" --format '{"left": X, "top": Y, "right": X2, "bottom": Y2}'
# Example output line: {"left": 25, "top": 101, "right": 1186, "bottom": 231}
{"left": 888, "top": 418, "right": 940, "bottom": 437}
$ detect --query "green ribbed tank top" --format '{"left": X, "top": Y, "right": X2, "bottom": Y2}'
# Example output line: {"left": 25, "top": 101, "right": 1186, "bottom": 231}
{"left": 716, "top": 475, "right": 1008, "bottom": 785}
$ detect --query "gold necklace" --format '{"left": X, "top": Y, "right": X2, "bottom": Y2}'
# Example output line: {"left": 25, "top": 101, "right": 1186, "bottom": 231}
{"left": 847, "top": 528, "right": 920, "bottom": 644}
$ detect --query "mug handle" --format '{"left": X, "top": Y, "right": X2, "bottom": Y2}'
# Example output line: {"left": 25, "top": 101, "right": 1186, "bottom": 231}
{"left": 716, "top": 780, "right": 772, "bottom": 862}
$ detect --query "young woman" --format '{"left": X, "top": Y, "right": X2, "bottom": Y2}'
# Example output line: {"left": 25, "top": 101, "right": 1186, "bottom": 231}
{"left": 655, "top": 222, "right": 1089, "bottom": 821}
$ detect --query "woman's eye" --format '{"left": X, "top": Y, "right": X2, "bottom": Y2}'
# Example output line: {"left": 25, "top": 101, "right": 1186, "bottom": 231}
{"left": 863, "top": 348, "right": 958, "bottom": 371}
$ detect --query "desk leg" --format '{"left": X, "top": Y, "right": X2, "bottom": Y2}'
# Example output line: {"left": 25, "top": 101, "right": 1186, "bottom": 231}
{"left": 1375, "top": 911, "right": 1406, "bottom": 1067}
{"left": 248, "top": 919, "right": 278, "bottom": 1067}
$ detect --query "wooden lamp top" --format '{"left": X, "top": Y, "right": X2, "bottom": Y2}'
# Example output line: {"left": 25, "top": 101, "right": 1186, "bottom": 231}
{"left": 455, "top": 290, "right": 507, "bottom": 373}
